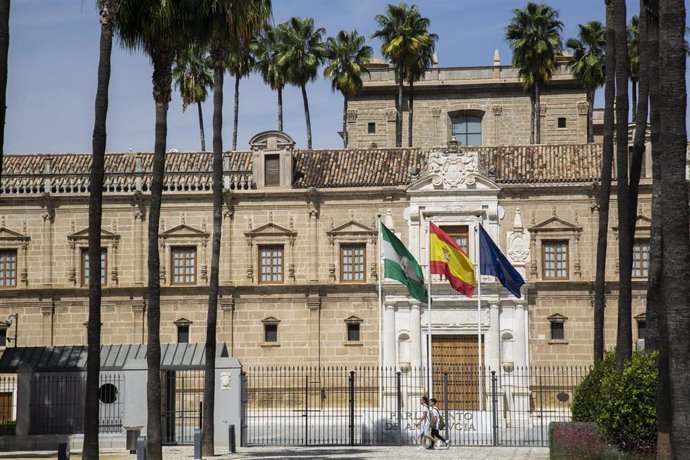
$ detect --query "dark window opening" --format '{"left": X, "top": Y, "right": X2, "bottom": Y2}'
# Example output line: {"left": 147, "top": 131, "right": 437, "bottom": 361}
{"left": 347, "top": 323, "right": 360, "bottom": 342}
{"left": 550, "top": 322, "right": 564, "bottom": 340}
{"left": 451, "top": 114, "right": 481, "bottom": 146}
{"left": 264, "top": 324, "right": 278, "bottom": 342}
{"left": 265, "top": 154, "right": 280, "bottom": 186}
{"left": 638, "top": 320, "right": 647, "bottom": 340}
{"left": 177, "top": 325, "right": 190, "bottom": 343}
{"left": 0, "top": 328, "right": 6, "bottom": 347}
{"left": 557, "top": 117, "right": 567, "bottom": 128}
{"left": 367, "top": 122, "right": 376, "bottom": 134}
{"left": 98, "top": 383, "right": 118, "bottom": 404}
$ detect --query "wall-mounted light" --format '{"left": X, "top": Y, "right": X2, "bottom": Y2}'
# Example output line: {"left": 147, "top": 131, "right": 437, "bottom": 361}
{"left": 5, "top": 314, "right": 17, "bottom": 347}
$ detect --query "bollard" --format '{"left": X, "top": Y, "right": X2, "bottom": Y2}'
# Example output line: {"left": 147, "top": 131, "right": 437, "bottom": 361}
{"left": 229, "top": 424, "right": 236, "bottom": 453}
{"left": 193, "top": 429, "right": 202, "bottom": 460}
{"left": 57, "top": 442, "right": 69, "bottom": 460}
{"left": 136, "top": 436, "right": 146, "bottom": 460}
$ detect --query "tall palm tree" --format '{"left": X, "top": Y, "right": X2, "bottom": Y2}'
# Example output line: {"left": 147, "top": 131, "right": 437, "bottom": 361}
{"left": 403, "top": 37, "right": 436, "bottom": 147}
{"left": 566, "top": 21, "right": 605, "bottom": 143}
{"left": 628, "top": 15, "right": 640, "bottom": 120}
{"left": 117, "top": 1, "right": 202, "bottom": 458}
{"left": 227, "top": 45, "right": 256, "bottom": 151}
{"left": 657, "top": 0, "right": 690, "bottom": 454}
{"left": 198, "top": 1, "right": 270, "bottom": 455}
{"left": 173, "top": 46, "right": 213, "bottom": 151}
{"left": 252, "top": 25, "right": 285, "bottom": 130}
{"left": 0, "top": 0, "right": 9, "bottom": 184}
{"left": 276, "top": 17, "right": 326, "bottom": 149}
{"left": 372, "top": 2, "right": 436, "bottom": 148}
{"left": 505, "top": 2, "right": 563, "bottom": 144}
{"left": 84, "top": 1, "right": 116, "bottom": 458}
{"left": 324, "top": 30, "right": 372, "bottom": 148}
{"left": 593, "top": 0, "right": 616, "bottom": 364}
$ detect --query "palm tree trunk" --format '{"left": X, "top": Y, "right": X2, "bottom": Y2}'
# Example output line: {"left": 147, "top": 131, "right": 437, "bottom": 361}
{"left": 342, "top": 95, "right": 347, "bottom": 148}
{"left": 0, "top": 0, "right": 9, "bottom": 184}
{"left": 202, "top": 62, "right": 224, "bottom": 458}
{"left": 277, "top": 86, "right": 283, "bottom": 131}
{"left": 197, "top": 101, "right": 206, "bottom": 152}
{"left": 146, "top": 50, "right": 174, "bottom": 460}
{"left": 529, "top": 88, "right": 536, "bottom": 145}
{"left": 301, "top": 83, "right": 312, "bottom": 149}
{"left": 613, "top": 0, "right": 632, "bottom": 370}
{"left": 83, "top": 2, "right": 113, "bottom": 458}
{"left": 658, "top": 0, "right": 690, "bottom": 454}
{"left": 232, "top": 74, "right": 240, "bottom": 151}
{"left": 407, "top": 81, "right": 414, "bottom": 147}
{"left": 534, "top": 82, "right": 541, "bottom": 144}
{"left": 587, "top": 89, "right": 595, "bottom": 143}
{"left": 396, "top": 71, "right": 403, "bottom": 147}
{"left": 594, "top": 0, "right": 616, "bottom": 363}
{"left": 631, "top": 78, "right": 638, "bottom": 121}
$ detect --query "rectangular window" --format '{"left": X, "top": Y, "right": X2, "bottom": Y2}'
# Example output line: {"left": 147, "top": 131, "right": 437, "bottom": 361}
{"left": 264, "top": 154, "right": 280, "bottom": 186}
{"left": 441, "top": 225, "right": 470, "bottom": 255}
{"left": 557, "top": 117, "right": 567, "bottom": 128}
{"left": 542, "top": 241, "right": 568, "bottom": 279}
{"left": 550, "top": 322, "right": 565, "bottom": 340}
{"left": 81, "top": 248, "right": 107, "bottom": 287}
{"left": 0, "top": 250, "right": 16, "bottom": 288}
{"left": 632, "top": 240, "right": 650, "bottom": 278}
{"left": 347, "top": 323, "right": 360, "bottom": 342}
{"left": 259, "top": 245, "right": 283, "bottom": 284}
{"left": 264, "top": 324, "right": 278, "bottom": 342}
{"left": 177, "top": 325, "right": 189, "bottom": 343}
{"left": 637, "top": 320, "right": 647, "bottom": 340}
{"left": 171, "top": 247, "right": 197, "bottom": 285}
{"left": 367, "top": 122, "right": 376, "bottom": 134}
{"left": 0, "top": 328, "right": 6, "bottom": 347}
{"left": 340, "top": 244, "right": 366, "bottom": 282}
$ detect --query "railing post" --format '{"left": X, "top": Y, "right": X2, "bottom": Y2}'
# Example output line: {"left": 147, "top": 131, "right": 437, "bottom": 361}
{"left": 199, "top": 401, "right": 203, "bottom": 430}
{"left": 349, "top": 371, "right": 355, "bottom": 446}
{"left": 304, "top": 375, "right": 309, "bottom": 446}
{"left": 396, "top": 371, "right": 402, "bottom": 445}
{"left": 443, "top": 372, "right": 449, "bottom": 442}
{"left": 491, "top": 371, "right": 498, "bottom": 446}
{"left": 539, "top": 371, "right": 544, "bottom": 446}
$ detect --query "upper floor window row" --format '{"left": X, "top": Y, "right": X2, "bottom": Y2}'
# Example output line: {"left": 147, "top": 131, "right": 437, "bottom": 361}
{"left": 451, "top": 114, "right": 481, "bottom": 147}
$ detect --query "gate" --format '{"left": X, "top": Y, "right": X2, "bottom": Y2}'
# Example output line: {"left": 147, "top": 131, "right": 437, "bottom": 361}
{"left": 161, "top": 369, "right": 204, "bottom": 445}
{"left": 241, "top": 365, "right": 585, "bottom": 447}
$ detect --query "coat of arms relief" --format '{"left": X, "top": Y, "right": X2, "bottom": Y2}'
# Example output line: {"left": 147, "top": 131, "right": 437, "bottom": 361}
{"left": 427, "top": 149, "right": 480, "bottom": 189}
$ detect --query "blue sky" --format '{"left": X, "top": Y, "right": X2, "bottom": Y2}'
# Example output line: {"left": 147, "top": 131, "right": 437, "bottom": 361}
{"left": 7, "top": 0, "right": 684, "bottom": 154}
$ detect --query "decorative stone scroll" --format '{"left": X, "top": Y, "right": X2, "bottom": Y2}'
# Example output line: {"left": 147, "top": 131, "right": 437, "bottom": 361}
{"left": 427, "top": 149, "right": 480, "bottom": 189}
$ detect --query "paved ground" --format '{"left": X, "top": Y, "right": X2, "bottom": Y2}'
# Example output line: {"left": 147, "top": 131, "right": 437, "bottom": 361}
{"left": 0, "top": 445, "right": 550, "bottom": 459}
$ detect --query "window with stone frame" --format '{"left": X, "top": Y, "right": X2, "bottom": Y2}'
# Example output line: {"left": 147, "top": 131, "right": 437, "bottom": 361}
{"left": 262, "top": 317, "right": 280, "bottom": 344}
{"left": 441, "top": 225, "right": 470, "bottom": 256}
{"left": 542, "top": 240, "right": 569, "bottom": 280}
{"left": 259, "top": 245, "right": 284, "bottom": 284}
{"left": 0, "top": 249, "right": 17, "bottom": 288}
{"left": 175, "top": 318, "right": 192, "bottom": 343}
{"left": 632, "top": 240, "right": 650, "bottom": 278}
{"left": 548, "top": 313, "right": 567, "bottom": 341}
{"left": 340, "top": 243, "right": 366, "bottom": 282}
{"left": 0, "top": 326, "right": 6, "bottom": 347}
{"left": 450, "top": 113, "right": 482, "bottom": 146}
{"left": 264, "top": 154, "right": 280, "bottom": 186}
{"left": 344, "top": 316, "right": 363, "bottom": 344}
{"left": 171, "top": 246, "right": 197, "bottom": 285}
{"left": 81, "top": 247, "right": 107, "bottom": 287}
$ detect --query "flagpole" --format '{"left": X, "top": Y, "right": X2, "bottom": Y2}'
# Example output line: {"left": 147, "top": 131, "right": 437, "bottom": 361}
{"left": 426, "top": 216, "right": 433, "bottom": 398}
{"left": 377, "top": 216, "right": 383, "bottom": 372}
{"left": 475, "top": 220, "right": 483, "bottom": 412}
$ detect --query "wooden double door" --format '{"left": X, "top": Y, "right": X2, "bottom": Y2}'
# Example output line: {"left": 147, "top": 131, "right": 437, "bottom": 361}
{"left": 431, "top": 334, "right": 485, "bottom": 410}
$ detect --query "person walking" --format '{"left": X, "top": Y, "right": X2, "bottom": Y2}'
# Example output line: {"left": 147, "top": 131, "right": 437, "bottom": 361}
{"left": 415, "top": 396, "right": 435, "bottom": 449}
{"left": 429, "top": 398, "right": 449, "bottom": 448}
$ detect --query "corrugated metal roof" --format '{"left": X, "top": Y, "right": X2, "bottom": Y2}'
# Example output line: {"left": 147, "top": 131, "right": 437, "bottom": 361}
{"left": 0, "top": 343, "right": 229, "bottom": 372}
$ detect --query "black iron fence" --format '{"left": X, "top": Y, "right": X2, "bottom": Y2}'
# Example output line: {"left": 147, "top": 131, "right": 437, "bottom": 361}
{"left": 30, "top": 372, "right": 123, "bottom": 435}
{"left": 162, "top": 369, "right": 204, "bottom": 445}
{"left": 0, "top": 375, "right": 16, "bottom": 435}
{"left": 241, "top": 365, "right": 587, "bottom": 447}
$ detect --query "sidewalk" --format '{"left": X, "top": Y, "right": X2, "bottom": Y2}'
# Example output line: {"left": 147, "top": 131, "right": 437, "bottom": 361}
{"left": 0, "top": 445, "right": 550, "bottom": 459}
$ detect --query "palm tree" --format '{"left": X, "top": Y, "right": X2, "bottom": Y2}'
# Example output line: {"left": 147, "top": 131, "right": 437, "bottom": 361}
{"left": 403, "top": 37, "right": 436, "bottom": 147}
{"left": 628, "top": 15, "right": 640, "bottom": 120}
{"left": 566, "top": 21, "right": 605, "bottom": 143}
{"left": 0, "top": 0, "right": 9, "bottom": 184}
{"left": 324, "top": 30, "right": 372, "bottom": 148}
{"left": 84, "top": 1, "right": 116, "bottom": 457}
{"left": 372, "top": 2, "right": 437, "bottom": 148}
{"left": 227, "top": 45, "right": 256, "bottom": 151}
{"left": 505, "top": 2, "right": 563, "bottom": 144}
{"left": 117, "top": 2, "right": 202, "bottom": 458}
{"left": 657, "top": 0, "right": 690, "bottom": 453}
{"left": 276, "top": 17, "right": 326, "bottom": 149}
{"left": 198, "top": 1, "right": 270, "bottom": 455}
{"left": 173, "top": 46, "right": 213, "bottom": 151}
{"left": 252, "top": 25, "right": 285, "bottom": 130}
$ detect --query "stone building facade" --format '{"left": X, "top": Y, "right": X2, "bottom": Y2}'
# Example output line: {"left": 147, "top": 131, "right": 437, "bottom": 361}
{"left": 0, "top": 130, "right": 652, "bottom": 372}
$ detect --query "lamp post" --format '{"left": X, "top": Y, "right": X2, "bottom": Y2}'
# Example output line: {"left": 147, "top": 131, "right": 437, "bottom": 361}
{"left": 5, "top": 314, "right": 17, "bottom": 347}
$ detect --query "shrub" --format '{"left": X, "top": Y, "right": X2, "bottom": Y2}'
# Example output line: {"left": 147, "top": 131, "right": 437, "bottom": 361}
{"left": 571, "top": 351, "right": 616, "bottom": 422}
{"left": 549, "top": 422, "right": 622, "bottom": 460}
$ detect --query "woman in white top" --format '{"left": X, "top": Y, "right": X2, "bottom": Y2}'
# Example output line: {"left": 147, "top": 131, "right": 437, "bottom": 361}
{"left": 415, "top": 396, "right": 435, "bottom": 449}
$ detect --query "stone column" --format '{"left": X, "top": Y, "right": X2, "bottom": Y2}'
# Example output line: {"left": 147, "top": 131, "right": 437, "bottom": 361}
{"left": 307, "top": 295, "right": 321, "bottom": 367}
{"left": 222, "top": 209, "right": 233, "bottom": 285}
{"left": 221, "top": 300, "right": 235, "bottom": 355}
{"left": 133, "top": 211, "right": 144, "bottom": 286}
{"left": 383, "top": 302, "right": 396, "bottom": 369}
{"left": 488, "top": 304, "right": 501, "bottom": 371}
{"left": 410, "top": 302, "right": 422, "bottom": 369}
{"left": 41, "top": 212, "right": 54, "bottom": 287}
{"left": 307, "top": 198, "right": 319, "bottom": 283}
{"left": 514, "top": 303, "right": 527, "bottom": 369}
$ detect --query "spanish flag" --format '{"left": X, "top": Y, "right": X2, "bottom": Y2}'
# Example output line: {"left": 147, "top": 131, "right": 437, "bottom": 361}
{"left": 429, "top": 222, "right": 477, "bottom": 297}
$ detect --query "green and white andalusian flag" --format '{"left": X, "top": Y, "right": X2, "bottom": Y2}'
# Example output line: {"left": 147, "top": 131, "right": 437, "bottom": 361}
{"left": 381, "top": 222, "right": 428, "bottom": 304}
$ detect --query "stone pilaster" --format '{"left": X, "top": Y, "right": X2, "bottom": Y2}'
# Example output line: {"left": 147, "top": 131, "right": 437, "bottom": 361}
{"left": 488, "top": 304, "right": 500, "bottom": 371}
{"left": 41, "top": 303, "right": 54, "bottom": 346}
{"left": 514, "top": 303, "right": 527, "bottom": 368}
{"left": 383, "top": 302, "right": 396, "bottom": 368}
{"left": 131, "top": 301, "right": 145, "bottom": 344}
{"left": 410, "top": 302, "right": 422, "bottom": 368}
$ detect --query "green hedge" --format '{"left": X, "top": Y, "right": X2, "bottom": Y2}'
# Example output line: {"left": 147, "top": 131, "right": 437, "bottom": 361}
{"left": 549, "top": 422, "right": 622, "bottom": 460}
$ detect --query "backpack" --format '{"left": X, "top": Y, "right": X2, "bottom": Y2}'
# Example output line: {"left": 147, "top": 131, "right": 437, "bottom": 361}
{"left": 429, "top": 411, "right": 437, "bottom": 428}
{"left": 434, "top": 408, "right": 445, "bottom": 430}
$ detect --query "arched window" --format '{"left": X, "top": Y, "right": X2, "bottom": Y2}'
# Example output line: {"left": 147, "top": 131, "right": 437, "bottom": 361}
{"left": 451, "top": 113, "right": 482, "bottom": 146}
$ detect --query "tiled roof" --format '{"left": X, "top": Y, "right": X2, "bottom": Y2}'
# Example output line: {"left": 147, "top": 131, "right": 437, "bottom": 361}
{"left": 0, "top": 144, "right": 603, "bottom": 195}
